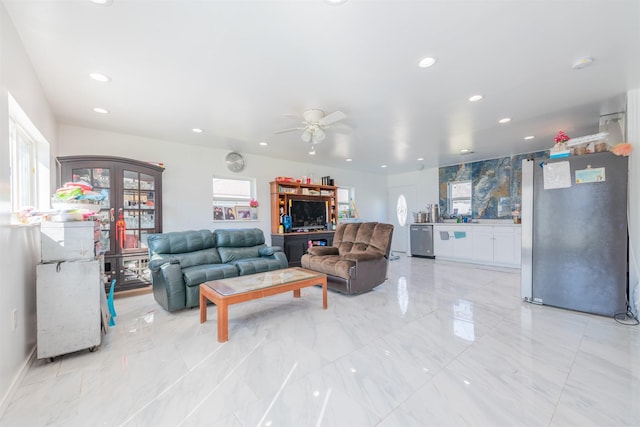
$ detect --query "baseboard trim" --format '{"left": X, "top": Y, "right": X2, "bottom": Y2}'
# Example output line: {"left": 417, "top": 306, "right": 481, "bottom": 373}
{"left": 0, "top": 346, "right": 36, "bottom": 418}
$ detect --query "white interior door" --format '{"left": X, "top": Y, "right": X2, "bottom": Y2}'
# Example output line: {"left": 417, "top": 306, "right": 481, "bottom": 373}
{"left": 388, "top": 186, "right": 416, "bottom": 253}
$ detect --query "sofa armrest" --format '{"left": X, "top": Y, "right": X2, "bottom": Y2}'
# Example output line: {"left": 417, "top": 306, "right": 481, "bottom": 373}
{"left": 150, "top": 261, "right": 186, "bottom": 312}
{"left": 342, "top": 251, "right": 382, "bottom": 262}
{"left": 307, "top": 246, "right": 339, "bottom": 256}
{"left": 259, "top": 246, "right": 283, "bottom": 257}
{"left": 148, "top": 258, "right": 179, "bottom": 272}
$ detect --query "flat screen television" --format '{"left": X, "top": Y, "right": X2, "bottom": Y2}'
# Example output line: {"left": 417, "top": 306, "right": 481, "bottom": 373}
{"left": 290, "top": 199, "right": 328, "bottom": 231}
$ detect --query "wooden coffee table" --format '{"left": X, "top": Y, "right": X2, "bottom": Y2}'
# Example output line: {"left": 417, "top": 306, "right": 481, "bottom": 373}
{"left": 199, "top": 267, "right": 327, "bottom": 342}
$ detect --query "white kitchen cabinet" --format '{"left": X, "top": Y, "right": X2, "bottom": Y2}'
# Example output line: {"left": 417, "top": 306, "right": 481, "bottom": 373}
{"left": 471, "top": 227, "right": 494, "bottom": 263}
{"left": 471, "top": 226, "right": 518, "bottom": 266}
{"left": 451, "top": 226, "right": 473, "bottom": 259}
{"left": 492, "top": 226, "right": 516, "bottom": 265}
{"left": 434, "top": 223, "right": 521, "bottom": 268}
{"left": 433, "top": 225, "right": 473, "bottom": 260}
{"left": 433, "top": 225, "right": 453, "bottom": 257}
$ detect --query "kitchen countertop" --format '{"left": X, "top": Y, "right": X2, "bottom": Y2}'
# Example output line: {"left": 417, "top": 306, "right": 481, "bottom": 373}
{"left": 414, "top": 221, "right": 521, "bottom": 227}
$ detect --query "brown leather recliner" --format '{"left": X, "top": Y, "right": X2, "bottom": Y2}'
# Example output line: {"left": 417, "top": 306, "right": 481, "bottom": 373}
{"left": 300, "top": 222, "right": 394, "bottom": 295}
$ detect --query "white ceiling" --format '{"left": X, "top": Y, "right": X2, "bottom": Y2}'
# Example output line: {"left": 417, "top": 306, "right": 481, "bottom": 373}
{"left": 4, "top": 0, "right": 640, "bottom": 173}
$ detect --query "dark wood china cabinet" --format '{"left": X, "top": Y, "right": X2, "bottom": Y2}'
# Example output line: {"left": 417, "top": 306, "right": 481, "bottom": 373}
{"left": 57, "top": 156, "right": 164, "bottom": 293}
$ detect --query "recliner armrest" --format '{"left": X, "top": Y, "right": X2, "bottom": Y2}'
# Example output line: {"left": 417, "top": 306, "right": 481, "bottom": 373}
{"left": 259, "top": 246, "right": 283, "bottom": 256}
{"left": 148, "top": 258, "right": 179, "bottom": 272}
{"left": 307, "top": 246, "right": 339, "bottom": 256}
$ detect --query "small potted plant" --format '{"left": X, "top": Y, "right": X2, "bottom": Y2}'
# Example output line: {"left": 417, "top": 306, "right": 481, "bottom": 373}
{"left": 249, "top": 199, "right": 259, "bottom": 219}
{"left": 553, "top": 130, "right": 570, "bottom": 151}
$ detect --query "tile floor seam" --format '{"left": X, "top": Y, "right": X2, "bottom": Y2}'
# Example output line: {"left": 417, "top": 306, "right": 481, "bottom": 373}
{"left": 545, "top": 319, "right": 589, "bottom": 427}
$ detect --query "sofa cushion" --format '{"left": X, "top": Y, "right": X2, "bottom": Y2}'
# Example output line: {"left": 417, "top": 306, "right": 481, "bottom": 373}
{"left": 217, "top": 245, "right": 264, "bottom": 263}
{"left": 366, "top": 223, "right": 394, "bottom": 256}
{"left": 233, "top": 258, "right": 287, "bottom": 275}
{"left": 305, "top": 255, "right": 355, "bottom": 280}
{"left": 258, "top": 246, "right": 274, "bottom": 256}
{"left": 182, "top": 263, "right": 238, "bottom": 287}
{"left": 352, "top": 222, "right": 378, "bottom": 253}
{"left": 215, "top": 228, "right": 265, "bottom": 247}
{"left": 148, "top": 229, "right": 215, "bottom": 254}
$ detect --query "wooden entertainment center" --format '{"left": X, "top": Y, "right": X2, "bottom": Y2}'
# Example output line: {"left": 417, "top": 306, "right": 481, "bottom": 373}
{"left": 269, "top": 180, "right": 337, "bottom": 267}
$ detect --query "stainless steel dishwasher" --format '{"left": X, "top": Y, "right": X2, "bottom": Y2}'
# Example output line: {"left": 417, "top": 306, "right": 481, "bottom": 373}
{"left": 410, "top": 224, "right": 434, "bottom": 258}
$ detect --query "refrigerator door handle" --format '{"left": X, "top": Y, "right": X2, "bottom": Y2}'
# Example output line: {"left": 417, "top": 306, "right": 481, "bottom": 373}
{"left": 521, "top": 159, "right": 534, "bottom": 301}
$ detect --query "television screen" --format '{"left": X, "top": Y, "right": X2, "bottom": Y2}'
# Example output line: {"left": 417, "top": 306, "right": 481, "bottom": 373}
{"left": 290, "top": 199, "right": 327, "bottom": 230}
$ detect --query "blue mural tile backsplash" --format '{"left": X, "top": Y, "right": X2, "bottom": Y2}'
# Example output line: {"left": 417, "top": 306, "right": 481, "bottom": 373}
{"left": 439, "top": 151, "right": 547, "bottom": 219}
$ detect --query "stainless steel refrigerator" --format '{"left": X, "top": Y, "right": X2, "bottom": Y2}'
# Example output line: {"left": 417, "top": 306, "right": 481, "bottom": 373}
{"left": 521, "top": 152, "right": 628, "bottom": 317}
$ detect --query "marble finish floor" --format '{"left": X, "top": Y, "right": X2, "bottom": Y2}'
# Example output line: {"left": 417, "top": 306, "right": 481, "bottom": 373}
{"left": 1, "top": 255, "right": 639, "bottom": 426}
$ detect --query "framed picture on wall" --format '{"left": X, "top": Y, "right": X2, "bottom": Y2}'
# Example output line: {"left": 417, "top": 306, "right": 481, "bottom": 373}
{"left": 236, "top": 206, "right": 251, "bottom": 220}
{"left": 224, "top": 206, "right": 236, "bottom": 220}
{"left": 213, "top": 205, "right": 225, "bottom": 221}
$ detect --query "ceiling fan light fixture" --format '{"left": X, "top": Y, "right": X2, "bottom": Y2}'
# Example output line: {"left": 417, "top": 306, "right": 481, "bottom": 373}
{"left": 301, "top": 129, "right": 312, "bottom": 143}
{"left": 315, "top": 127, "right": 326, "bottom": 142}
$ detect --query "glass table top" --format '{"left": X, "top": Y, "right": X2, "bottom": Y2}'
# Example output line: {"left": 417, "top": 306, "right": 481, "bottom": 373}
{"left": 204, "top": 267, "right": 325, "bottom": 296}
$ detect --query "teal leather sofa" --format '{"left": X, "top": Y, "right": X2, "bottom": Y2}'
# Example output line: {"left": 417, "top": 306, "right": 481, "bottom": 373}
{"left": 147, "top": 228, "right": 288, "bottom": 311}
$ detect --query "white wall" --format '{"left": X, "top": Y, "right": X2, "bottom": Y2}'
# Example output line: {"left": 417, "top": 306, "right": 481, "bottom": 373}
{"left": 0, "top": 3, "right": 57, "bottom": 414}
{"left": 57, "top": 125, "right": 388, "bottom": 241}
{"left": 387, "top": 167, "right": 439, "bottom": 212}
{"left": 385, "top": 168, "right": 439, "bottom": 253}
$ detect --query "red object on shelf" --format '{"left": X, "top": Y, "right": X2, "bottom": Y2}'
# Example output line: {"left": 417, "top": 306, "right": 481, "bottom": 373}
{"left": 115, "top": 209, "right": 126, "bottom": 249}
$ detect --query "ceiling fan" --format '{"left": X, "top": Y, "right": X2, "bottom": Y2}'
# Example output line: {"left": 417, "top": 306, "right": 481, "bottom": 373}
{"left": 275, "top": 109, "right": 347, "bottom": 144}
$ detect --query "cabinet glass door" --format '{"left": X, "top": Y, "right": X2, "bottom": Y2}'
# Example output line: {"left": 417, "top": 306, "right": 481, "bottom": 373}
{"left": 70, "top": 167, "right": 112, "bottom": 254}
{"left": 122, "top": 170, "right": 156, "bottom": 252}
{"left": 121, "top": 255, "right": 151, "bottom": 288}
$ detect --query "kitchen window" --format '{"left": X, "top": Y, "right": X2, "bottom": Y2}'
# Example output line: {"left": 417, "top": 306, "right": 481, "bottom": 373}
{"left": 448, "top": 180, "right": 472, "bottom": 217}
{"left": 337, "top": 186, "right": 356, "bottom": 219}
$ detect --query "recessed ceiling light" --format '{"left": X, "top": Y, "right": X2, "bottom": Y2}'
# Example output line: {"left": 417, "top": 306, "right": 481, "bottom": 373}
{"left": 498, "top": 117, "right": 511, "bottom": 124}
{"left": 89, "top": 72, "right": 111, "bottom": 82}
{"left": 381, "top": 164, "right": 388, "bottom": 168}
{"left": 93, "top": 107, "right": 109, "bottom": 114}
{"left": 325, "top": 0, "right": 348, "bottom": 5}
{"left": 468, "top": 95, "right": 483, "bottom": 102}
{"left": 417, "top": 157, "right": 424, "bottom": 161}
{"left": 191, "top": 128, "right": 203, "bottom": 133}
{"left": 460, "top": 148, "right": 472, "bottom": 154}
{"left": 418, "top": 57, "right": 438, "bottom": 68}
{"left": 346, "top": 158, "right": 353, "bottom": 162}
{"left": 259, "top": 141, "right": 268, "bottom": 146}
{"left": 524, "top": 135, "right": 535, "bottom": 140}
{"left": 90, "top": 0, "right": 113, "bottom": 5}
{"left": 572, "top": 57, "right": 594, "bottom": 70}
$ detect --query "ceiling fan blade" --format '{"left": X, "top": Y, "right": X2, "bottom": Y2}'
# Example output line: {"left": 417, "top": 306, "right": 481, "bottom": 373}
{"left": 319, "top": 110, "right": 346, "bottom": 126}
{"left": 274, "top": 127, "right": 305, "bottom": 134}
